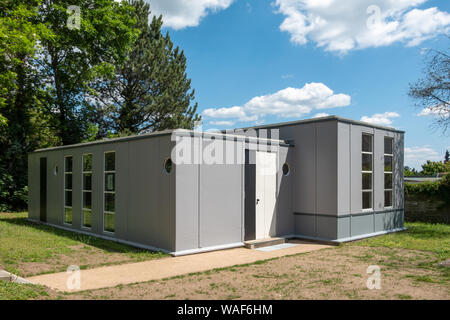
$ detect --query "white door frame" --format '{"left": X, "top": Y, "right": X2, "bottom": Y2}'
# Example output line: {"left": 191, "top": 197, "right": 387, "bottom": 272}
{"left": 255, "top": 151, "right": 277, "bottom": 239}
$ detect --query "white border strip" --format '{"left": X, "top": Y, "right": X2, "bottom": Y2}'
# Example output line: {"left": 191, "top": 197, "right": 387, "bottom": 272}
{"left": 288, "top": 227, "right": 407, "bottom": 244}
{"left": 171, "top": 242, "right": 245, "bottom": 257}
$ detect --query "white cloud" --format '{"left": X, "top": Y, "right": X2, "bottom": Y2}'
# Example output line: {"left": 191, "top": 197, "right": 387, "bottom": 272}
{"left": 313, "top": 112, "right": 329, "bottom": 118}
{"left": 417, "top": 106, "right": 450, "bottom": 117}
{"left": 202, "top": 82, "right": 351, "bottom": 123}
{"left": 209, "top": 120, "right": 236, "bottom": 126}
{"left": 148, "top": 0, "right": 234, "bottom": 29}
{"left": 203, "top": 106, "right": 258, "bottom": 122}
{"left": 405, "top": 145, "right": 441, "bottom": 169}
{"left": 274, "top": 0, "right": 450, "bottom": 53}
{"left": 361, "top": 112, "right": 400, "bottom": 125}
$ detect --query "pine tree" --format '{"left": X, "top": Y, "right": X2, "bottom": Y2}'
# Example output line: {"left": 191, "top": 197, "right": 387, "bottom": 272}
{"left": 91, "top": 0, "right": 200, "bottom": 136}
{"left": 445, "top": 150, "right": 450, "bottom": 164}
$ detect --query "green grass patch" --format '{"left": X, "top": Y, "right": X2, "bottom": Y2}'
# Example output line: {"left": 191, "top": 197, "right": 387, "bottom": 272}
{"left": 0, "top": 212, "right": 167, "bottom": 276}
{"left": 349, "top": 222, "right": 450, "bottom": 260}
{"left": 0, "top": 282, "right": 50, "bottom": 300}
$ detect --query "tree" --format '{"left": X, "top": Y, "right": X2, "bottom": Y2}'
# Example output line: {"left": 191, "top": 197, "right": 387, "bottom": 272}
{"left": 421, "top": 160, "right": 450, "bottom": 176}
{"left": 0, "top": 0, "right": 56, "bottom": 210}
{"left": 404, "top": 166, "right": 418, "bottom": 177}
{"left": 409, "top": 46, "right": 450, "bottom": 134}
{"left": 90, "top": 0, "right": 200, "bottom": 137}
{"left": 36, "top": 0, "right": 138, "bottom": 145}
{"left": 445, "top": 150, "right": 450, "bottom": 164}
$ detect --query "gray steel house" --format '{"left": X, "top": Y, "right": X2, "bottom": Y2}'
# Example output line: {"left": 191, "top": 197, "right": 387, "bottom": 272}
{"left": 28, "top": 116, "right": 405, "bottom": 256}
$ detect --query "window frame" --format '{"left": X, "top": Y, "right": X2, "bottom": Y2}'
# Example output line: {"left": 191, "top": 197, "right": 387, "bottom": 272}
{"left": 384, "top": 137, "right": 394, "bottom": 209}
{"left": 63, "top": 155, "right": 73, "bottom": 225}
{"left": 362, "top": 134, "right": 374, "bottom": 211}
{"left": 81, "top": 153, "right": 93, "bottom": 229}
{"left": 103, "top": 151, "right": 116, "bottom": 234}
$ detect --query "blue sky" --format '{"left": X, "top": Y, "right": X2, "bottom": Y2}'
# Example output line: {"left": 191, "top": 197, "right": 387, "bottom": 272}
{"left": 148, "top": 0, "right": 450, "bottom": 169}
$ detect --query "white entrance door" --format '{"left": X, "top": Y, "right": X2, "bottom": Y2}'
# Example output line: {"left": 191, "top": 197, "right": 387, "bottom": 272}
{"left": 255, "top": 151, "right": 277, "bottom": 239}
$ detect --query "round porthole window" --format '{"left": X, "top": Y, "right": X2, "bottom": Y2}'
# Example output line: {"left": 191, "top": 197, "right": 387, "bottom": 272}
{"left": 282, "top": 162, "right": 290, "bottom": 176}
{"left": 164, "top": 158, "right": 173, "bottom": 174}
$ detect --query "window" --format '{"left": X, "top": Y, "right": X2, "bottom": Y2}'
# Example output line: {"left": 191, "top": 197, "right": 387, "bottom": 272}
{"left": 282, "top": 162, "right": 290, "bottom": 176}
{"left": 384, "top": 137, "right": 394, "bottom": 208}
{"left": 104, "top": 152, "right": 115, "bottom": 233}
{"left": 164, "top": 158, "right": 173, "bottom": 174}
{"left": 64, "top": 156, "right": 73, "bottom": 224}
{"left": 82, "top": 154, "right": 93, "bottom": 228}
{"left": 362, "top": 134, "right": 373, "bottom": 210}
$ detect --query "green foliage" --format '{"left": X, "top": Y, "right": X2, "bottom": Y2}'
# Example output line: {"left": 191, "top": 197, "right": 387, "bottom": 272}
{"left": 404, "top": 166, "right": 419, "bottom": 177}
{"left": 0, "top": 0, "right": 200, "bottom": 211}
{"left": 0, "top": 0, "right": 55, "bottom": 211}
{"left": 421, "top": 160, "right": 450, "bottom": 176}
{"left": 405, "top": 173, "right": 450, "bottom": 200}
{"left": 82, "top": 123, "right": 100, "bottom": 142}
{"left": 0, "top": 282, "right": 50, "bottom": 300}
{"left": 36, "top": 0, "right": 139, "bottom": 145}
{"left": 91, "top": 0, "right": 200, "bottom": 136}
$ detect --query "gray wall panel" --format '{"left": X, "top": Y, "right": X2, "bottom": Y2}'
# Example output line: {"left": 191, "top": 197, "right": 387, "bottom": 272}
{"left": 316, "top": 121, "right": 338, "bottom": 214}
{"left": 337, "top": 122, "right": 351, "bottom": 215}
{"left": 127, "top": 139, "right": 156, "bottom": 246}
{"left": 316, "top": 215, "right": 337, "bottom": 239}
{"left": 351, "top": 214, "right": 374, "bottom": 237}
{"left": 289, "top": 123, "right": 316, "bottom": 214}
{"left": 337, "top": 217, "right": 351, "bottom": 239}
{"left": 374, "top": 212, "right": 385, "bottom": 232}
{"left": 394, "top": 133, "right": 405, "bottom": 210}
{"left": 158, "top": 135, "right": 176, "bottom": 251}
{"left": 199, "top": 159, "right": 243, "bottom": 247}
{"left": 174, "top": 134, "right": 200, "bottom": 251}
{"left": 45, "top": 151, "right": 63, "bottom": 225}
{"left": 276, "top": 146, "right": 294, "bottom": 236}
{"left": 294, "top": 215, "right": 315, "bottom": 237}
{"left": 374, "top": 130, "right": 386, "bottom": 212}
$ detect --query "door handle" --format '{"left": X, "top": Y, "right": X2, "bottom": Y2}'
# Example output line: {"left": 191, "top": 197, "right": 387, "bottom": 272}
{"left": 256, "top": 199, "right": 260, "bottom": 205}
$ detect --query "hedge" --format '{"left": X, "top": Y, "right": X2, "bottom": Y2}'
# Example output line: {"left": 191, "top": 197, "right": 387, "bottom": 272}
{"left": 405, "top": 174, "right": 450, "bottom": 200}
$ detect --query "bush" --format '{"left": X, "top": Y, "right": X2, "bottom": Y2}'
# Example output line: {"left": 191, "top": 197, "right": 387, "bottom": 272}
{"left": 0, "top": 169, "right": 28, "bottom": 212}
{"left": 405, "top": 173, "right": 450, "bottom": 201}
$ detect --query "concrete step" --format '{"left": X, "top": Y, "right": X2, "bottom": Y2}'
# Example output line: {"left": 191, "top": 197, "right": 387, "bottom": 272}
{"left": 0, "top": 270, "right": 11, "bottom": 282}
{"left": 244, "top": 237, "right": 287, "bottom": 249}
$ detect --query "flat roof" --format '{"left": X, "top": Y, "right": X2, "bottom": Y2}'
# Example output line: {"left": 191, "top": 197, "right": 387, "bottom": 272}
{"left": 32, "top": 129, "right": 290, "bottom": 153}
{"left": 235, "top": 115, "right": 405, "bottom": 133}
{"left": 32, "top": 115, "right": 403, "bottom": 153}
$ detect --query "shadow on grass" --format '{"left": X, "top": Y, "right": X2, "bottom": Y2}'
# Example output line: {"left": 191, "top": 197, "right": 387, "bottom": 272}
{"left": 0, "top": 214, "right": 164, "bottom": 256}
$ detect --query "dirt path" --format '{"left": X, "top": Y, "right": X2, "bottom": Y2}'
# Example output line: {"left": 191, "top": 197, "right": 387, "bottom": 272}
{"left": 27, "top": 240, "right": 331, "bottom": 292}
{"left": 65, "top": 245, "right": 449, "bottom": 300}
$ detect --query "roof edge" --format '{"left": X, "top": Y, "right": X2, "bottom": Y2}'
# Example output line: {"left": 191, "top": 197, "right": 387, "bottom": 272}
{"left": 235, "top": 115, "right": 405, "bottom": 133}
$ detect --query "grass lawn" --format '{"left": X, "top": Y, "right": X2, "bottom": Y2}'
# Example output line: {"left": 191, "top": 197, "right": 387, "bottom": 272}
{"left": 350, "top": 222, "right": 450, "bottom": 260}
{"left": 66, "top": 222, "right": 449, "bottom": 300}
{"left": 0, "top": 212, "right": 167, "bottom": 279}
{"left": 0, "top": 282, "right": 53, "bottom": 300}
{"left": 0, "top": 215, "right": 448, "bottom": 300}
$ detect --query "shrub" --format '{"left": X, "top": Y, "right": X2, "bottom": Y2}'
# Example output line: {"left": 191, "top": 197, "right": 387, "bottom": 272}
{"left": 405, "top": 173, "right": 450, "bottom": 202}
